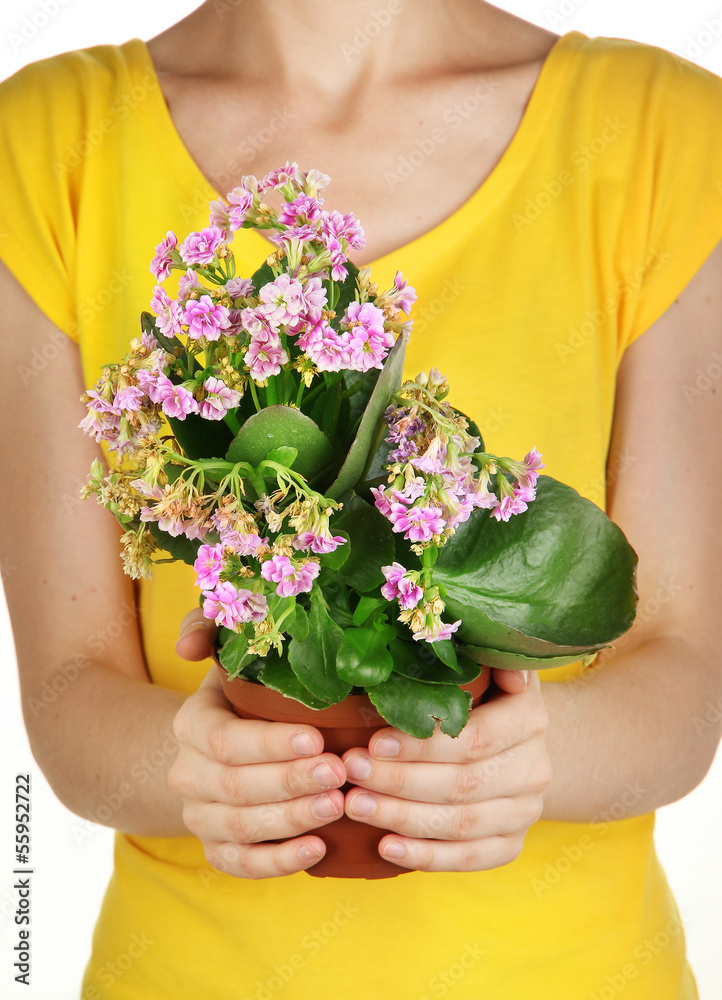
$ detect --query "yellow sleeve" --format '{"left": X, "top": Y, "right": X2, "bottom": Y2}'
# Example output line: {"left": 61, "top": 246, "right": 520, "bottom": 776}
{"left": 617, "top": 44, "right": 722, "bottom": 353}
{"left": 0, "top": 56, "right": 80, "bottom": 341}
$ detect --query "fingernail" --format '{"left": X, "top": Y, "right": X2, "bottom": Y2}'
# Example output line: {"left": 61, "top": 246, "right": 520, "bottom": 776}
{"left": 512, "top": 670, "right": 530, "bottom": 686}
{"left": 313, "top": 762, "right": 338, "bottom": 787}
{"left": 292, "top": 733, "right": 316, "bottom": 756}
{"left": 382, "top": 841, "right": 406, "bottom": 859}
{"left": 312, "top": 793, "right": 340, "bottom": 819}
{"left": 374, "top": 737, "right": 400, "bottom": 758}
{"left": 344, "top": 755, "right": 372, "bottom": 781}
{"left": 179, "top": 621, "right": 207, "bottom": 639}
{"left": 348, "top": 791, "right": 376, "bottom": 817}
{"left": 298, "top": 843, "right": 322, "bottom": 862}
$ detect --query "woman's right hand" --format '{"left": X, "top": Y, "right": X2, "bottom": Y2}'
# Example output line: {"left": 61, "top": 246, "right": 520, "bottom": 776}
{"left": 167, "top": 610, "right": 347, "bottom": 879}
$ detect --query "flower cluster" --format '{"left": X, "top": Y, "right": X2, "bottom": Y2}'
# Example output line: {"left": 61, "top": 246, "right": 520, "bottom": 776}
{"left": 373, "top": 369, "right": 544, "bottom": 641}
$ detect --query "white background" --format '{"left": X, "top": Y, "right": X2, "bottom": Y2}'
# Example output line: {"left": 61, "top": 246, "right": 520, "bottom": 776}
{"left": 1, "top": 1, "right": 721, "bottom": 997}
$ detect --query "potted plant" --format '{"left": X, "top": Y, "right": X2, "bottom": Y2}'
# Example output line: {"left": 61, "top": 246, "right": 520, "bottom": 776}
{"left": 80, "top": 163, "right": 638, "bottom": 878}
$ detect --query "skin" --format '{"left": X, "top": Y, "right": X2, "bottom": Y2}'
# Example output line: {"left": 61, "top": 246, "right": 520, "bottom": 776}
{"left": 2, "top": 0, "right": 721, "bottom": 879}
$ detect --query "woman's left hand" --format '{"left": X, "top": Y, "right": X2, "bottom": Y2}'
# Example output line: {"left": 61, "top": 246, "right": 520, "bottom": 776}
{"left": 342, "top": 669, "right": 552, "bottom": 872}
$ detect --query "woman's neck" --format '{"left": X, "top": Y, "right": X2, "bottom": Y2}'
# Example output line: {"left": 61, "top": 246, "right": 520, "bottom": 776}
{"left": 150, "top": 0, "right": 551, "bottom": 102}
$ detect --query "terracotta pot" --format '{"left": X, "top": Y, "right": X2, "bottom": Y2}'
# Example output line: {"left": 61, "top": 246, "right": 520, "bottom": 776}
{"left": 214, "top": 655, "right": 491, "bottom": 880}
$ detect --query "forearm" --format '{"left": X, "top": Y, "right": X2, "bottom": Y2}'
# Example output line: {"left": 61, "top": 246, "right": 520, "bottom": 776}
{"left": 23, "top": 661, "right": 189, "bottom": 837}
{"left": 540, "top": 635, "right": 722, "bottom": 822}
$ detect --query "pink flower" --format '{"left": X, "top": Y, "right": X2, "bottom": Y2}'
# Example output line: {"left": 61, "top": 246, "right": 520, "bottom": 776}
{"left": 258, "top": 274, "right": 305, "bottom": 326}
{"left": 318, "top": 210, "right": 366, "bottom": 250}
{"left": 413, "top": 619, "right": 462, "bottom": 642}
{"left": 304, "top": 327, "right": 349, "bottom": 372}
{"left": 490, "top": 489, "right": 533, "bottom": 522}
{"left": 149, "top": 231, "right": 177, "bottom": 280}
{"left": 225, "top": 277, "right": 254, "bottom": 299}
{"left": 292, "top": 532, "right": 346, "bottom": 555}
{"left": 202, "top": 582, "right": 268, "bottom": 629}
{"left": 136, "top": 369, "right": 165, "bottom": 404}
{"left": 178, "top": 269, "right": 201, "bottom": 299}
{"left": 261, "top": 555, "right": 295, "bottom": 584}
{"left": 227, "top": 189, "right": 254, "bottom": 230}
{"left": 278, "top": 194, "right": 322, "bottom": 226}
{"left": 114, "top": 385, "right": 145, "bottom": 412}
{"left": 346, "top": 328, "right": 393, "bottom": 372}
{"left": 245, "top": 331, "right": 289, "bottom": 381}
{"left": 155, "top": 377, "right": 198, "bottom": 420}
{"left": 150, "top": 286, "right": 184, "bottom": 337}
{"left": 519, "top": 447, "right": 545, "bottom": 489}
{"left": 380, "top": 562, "right": 423, "bottom": 610}
{"left": 194, "top": 543, "right": 224, "bottom": 590}
{"left": 260, "top": 555, "right": 320, "bottom": 597}
{"left": 182, "top": 296, "right": 231, "bottom": 341}
{"left": 390, "top": 271, "right": 417, "bottom": 314}
{"left": 208, "top": 198, "right": 232, "bottom": 237}
{"left": 268, "top": 224, "right": 319, "bottom": 248}
{"left": 198, "top": 376, "right": 242, "bottom": 420}
{"left": 258, "top": 162, "right": 301, "bottom": 193}
{"left": 388, "top": 504, "right": 446, "bottom": 542}
{"left": 178, "top": 226, "right": 225, "bottom": 265}
{"left": 220, "top": 529, "right": 269, "bottom": 558}
{"left": 370, "top": 486, "right": 394, "bottom": 518}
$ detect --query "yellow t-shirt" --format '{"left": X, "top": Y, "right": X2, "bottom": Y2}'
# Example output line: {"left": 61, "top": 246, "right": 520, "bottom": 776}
{"left": 2, "top": 28, "right": 721, "bottom": 1000}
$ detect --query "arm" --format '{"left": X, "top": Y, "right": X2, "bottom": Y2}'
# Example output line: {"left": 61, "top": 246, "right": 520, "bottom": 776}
{"left": 0, "top": 260, "right": 187, "bottom": 836}
{"left": 541, "top": 236, "right": 722, "bottom": 821}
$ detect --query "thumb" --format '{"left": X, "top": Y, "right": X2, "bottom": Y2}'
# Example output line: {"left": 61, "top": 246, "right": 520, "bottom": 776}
{"left": 175, "top": 607, "right": 218, "bottom": 662}
{"left": 491, "top": 668, "right": 530, "bottom": 695}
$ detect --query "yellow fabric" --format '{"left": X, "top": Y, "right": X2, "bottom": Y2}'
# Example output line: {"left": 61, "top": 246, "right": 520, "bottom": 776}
{"left": 2, "top": 27, "right": 721, "bottom": 999}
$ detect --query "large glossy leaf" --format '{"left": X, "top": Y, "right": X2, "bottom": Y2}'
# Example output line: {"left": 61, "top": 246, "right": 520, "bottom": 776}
{"left": 332, "top": 497, "right": 395, "bottom": 593}
{"left": 433, "top": 476, "right": 638, "bottom": 658}
{"left": 367, "top": 673, "right": 472, "bottom": 738}
{"left": 463, "top": 645, "right": 589, "bottom": 671}
{"left": 218, "top": 631, "right": 255, "bottom": 680}
{"left": 225, "top": 405, "right": 335, "bottom": 481}
{"left": 325, "top": 332, "right": 409, "bottom": 499}
{"left": 166, "top": 412, "right": 235, "bottom": 462}
{"left": 287, "top": 592, "right": 351, "bottom": 704}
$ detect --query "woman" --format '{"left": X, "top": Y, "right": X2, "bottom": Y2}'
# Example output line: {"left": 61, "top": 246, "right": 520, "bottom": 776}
{"left": 0, "top": 1, "right": 720, "bottom": 997}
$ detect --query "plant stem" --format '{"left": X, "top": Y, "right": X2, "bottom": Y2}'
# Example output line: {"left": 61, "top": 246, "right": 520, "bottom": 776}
{"left": 249, "top": 380, "right": 262, "bottom": 412}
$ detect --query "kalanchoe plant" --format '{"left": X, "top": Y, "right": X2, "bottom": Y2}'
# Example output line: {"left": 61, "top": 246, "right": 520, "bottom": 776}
{"left": 79, "top": 162, "right": 638, "bottom": 739}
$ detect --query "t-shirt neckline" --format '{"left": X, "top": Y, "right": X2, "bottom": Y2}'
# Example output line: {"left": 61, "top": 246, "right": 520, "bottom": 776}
{"left": 128, "top": 30, "right": 584, "bottom": 270}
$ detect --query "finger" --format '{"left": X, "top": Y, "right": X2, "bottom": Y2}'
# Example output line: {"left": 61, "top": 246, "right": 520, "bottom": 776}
{"left": 171, "top": 745, "right": 346, "bottom": 806}
{"left": 176, "top": 607, "right": 218, "bottom": 661}
{"left": 176, "top": 693, "right": 328, "bottom": 765}
{"left": 375, "top": 832, "right": 526, "bottom": 873}
{"left": 345, "top": 787, "right": 542, "bottom": 841}
{"left": 342, "top": 746, "right": 535, "bottom": 804}
{"left": 367, "top": 693, "right": 539, "bottom": 764}
{"left": 186, "top": 789, "right": 345, "bottom": 844}
{"left": 491, "top": 668, "right": 531, "bottom": 695}
{"left": 205, "top": 835, "right": 328, "bottom": 879}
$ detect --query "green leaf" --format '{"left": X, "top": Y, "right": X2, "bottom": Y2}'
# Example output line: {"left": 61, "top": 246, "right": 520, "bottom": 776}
{"left": 286, "top": 603, "right": 309, "bottom": 642}
{"left": 431, "top": 638, "right": 461, "bottom": 672}
{"left": 147, "top": 520, "right": 200, "bottom": 567}
{"left": 258, "top": 653, "right": 329, "bottom": 710}
{"left": 225, "top": 405, "right": 335, "bottom": 482}
{"left": 332, "top": 497, "right": 395, "bottom": 593}
{"left": 218, "top": 632, "right": 253, "bottom": 680}
{"left": 433, "top": 476, "right": 638, "bottom": 658}
{"left": 287, "top": 593, "right": 351, "bottom": 704}
{"left": 325, "top": 332, "right": 409, "bottom": 499}
{"left": 319, "top": 579, "right": 355, "bottom": 628}
{"left": 390, "top": 638, "right": 481, "bottom": 686}
{"left": 266, "top": 446, "right": 298, "bottom": 468}
{"left": 166, "top": 412, "right": 235, "bottom": 463}
{"left": 367, "top": 673, "right": 473, "bottom": 738}
{"left": 462, "top": 645, "right": 588, "bottom": 672}
{"left": 352, "top": 595, "right": 389, "bottom": 627}
{"left": 336, "top": 627, "right": 394, "bottom": 687}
